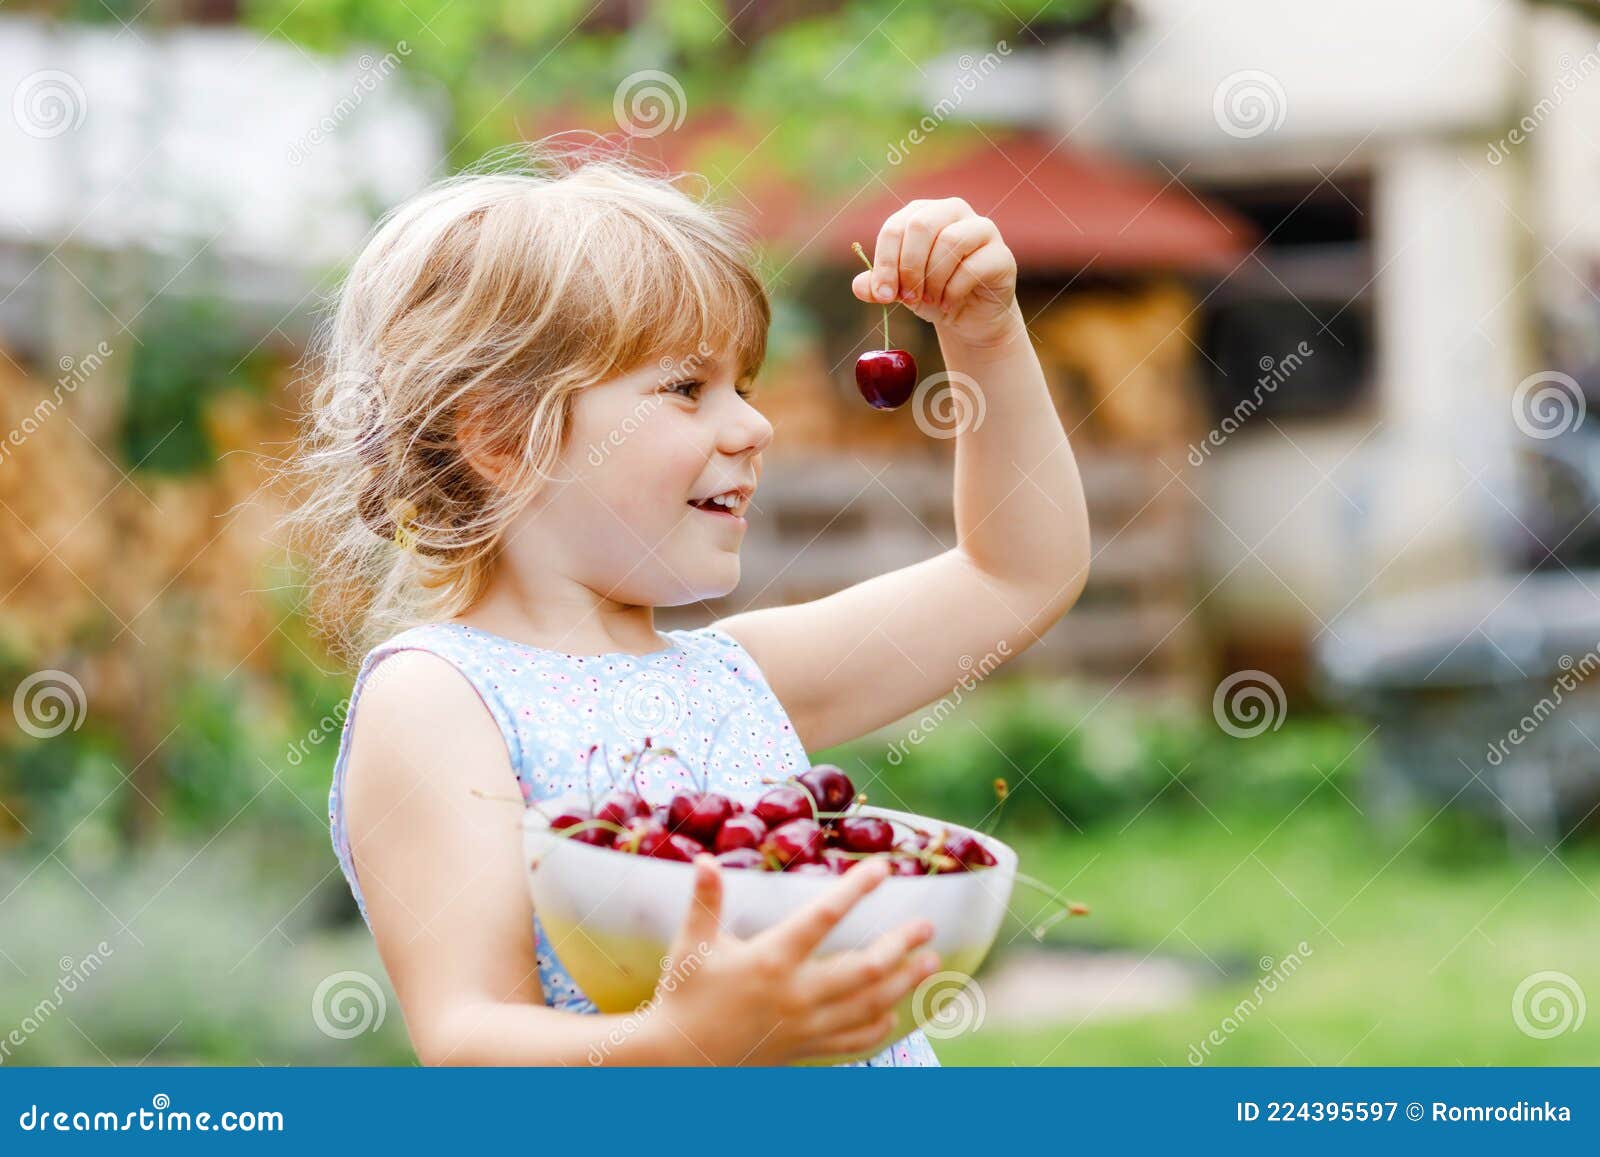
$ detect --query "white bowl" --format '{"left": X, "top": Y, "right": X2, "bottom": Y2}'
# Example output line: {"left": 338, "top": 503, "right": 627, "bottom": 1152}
{"left": 523, "top": 796, "right": 1016, "bottom": 1061}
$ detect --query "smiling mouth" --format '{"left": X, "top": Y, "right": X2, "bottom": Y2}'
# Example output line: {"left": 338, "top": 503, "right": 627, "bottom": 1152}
{"left": 687, "top": 490, "right": 751, "bottom": 519}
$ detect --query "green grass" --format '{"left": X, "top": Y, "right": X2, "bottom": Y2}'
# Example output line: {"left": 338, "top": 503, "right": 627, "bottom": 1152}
{"left": 935, "top": 802, "right": 1600, "bottom": 1066}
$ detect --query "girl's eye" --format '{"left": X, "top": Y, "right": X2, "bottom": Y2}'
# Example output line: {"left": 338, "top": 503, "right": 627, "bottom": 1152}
{"left": 664, "top": 379, "right": 703, "bottom": 400}
{"left": 736, "top": 383, "right": 756, "bottom": 401}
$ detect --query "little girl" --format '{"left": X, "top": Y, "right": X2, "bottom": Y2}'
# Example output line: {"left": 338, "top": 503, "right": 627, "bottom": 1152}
{"left": 301, "top": 147, "right": 1090, "bottom": 1066}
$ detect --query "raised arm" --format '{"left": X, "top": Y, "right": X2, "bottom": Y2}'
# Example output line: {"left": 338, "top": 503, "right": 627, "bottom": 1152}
{"left": 718, "top": 198, "right": 1090, "bottom": 752}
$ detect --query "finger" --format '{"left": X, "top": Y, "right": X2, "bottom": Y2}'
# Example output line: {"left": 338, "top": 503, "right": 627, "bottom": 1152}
{"left": 804, "top": 918, "right": 935, "bottom": 1004}
{"left": 762, "top": 857, "right": 889, "bottom": 959}
{"left": 898, "top": 199, "right": 969, "bottom": 305}
{"left": 807, "top": 949, "right": 940, "bottom": 1036}
{"left": 923, "top": 219, "right": 993, "bottom": 311}
{"left": 798, "top": 1010, "right": 900, "bottom": 1062}
{"left": 938, "top": 253, "right": 1013, "bottom": 323}
{"left": 675, "top": 854, "right": 724, "bottom": 949}
{"left": 870, "top": 211, "right": 908, "bottom": 303}
{"left": 851, "top": 269, "right": 875, "bottom": 303}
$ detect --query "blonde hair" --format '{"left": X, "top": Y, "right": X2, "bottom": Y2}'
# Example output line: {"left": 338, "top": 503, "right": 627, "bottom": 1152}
{"left": 288, "top": 143, "right": 771, "bottom": 662}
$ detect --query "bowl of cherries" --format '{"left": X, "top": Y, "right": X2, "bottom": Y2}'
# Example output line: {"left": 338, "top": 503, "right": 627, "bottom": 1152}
{"left": 522, "top": 758, "right": 1021, "bottom": 1057}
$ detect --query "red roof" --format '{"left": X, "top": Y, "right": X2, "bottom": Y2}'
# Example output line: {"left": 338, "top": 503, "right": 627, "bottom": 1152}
{"left": 523, "top": 118, "right": 1251, "bottom": 275}
{"left": 806, "top": 134, "right": 1252, "bottom": 274}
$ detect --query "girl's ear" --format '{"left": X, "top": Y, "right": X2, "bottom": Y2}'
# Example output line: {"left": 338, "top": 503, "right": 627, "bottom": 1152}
{"left": 457, "top": 405, "right": 518, "bottom": 488}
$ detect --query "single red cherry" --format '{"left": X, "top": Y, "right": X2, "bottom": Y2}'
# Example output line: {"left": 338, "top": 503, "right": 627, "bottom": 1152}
{"left": 551, "top": 809, "right": 613, "bottom": 847}
{"left": 762, "top": 818, "right": 825, "bottom": 868}
{"left": 612, "top": 816, "right": 656, "bottom": 854}
{"left": 834, "top": 816, "right": 894, "bottom": 854}
{"left": 855, "top": 349, "right": 917, "bottom": 410}
{"left": 795, "top": 765, "right": 855, "bottom": 815}
{"left": 713, "top": 813, "right": 767, "bottom": 854}
{"left": 550, "top": 807, "right": 588, "bottom": 831}
{"left": 667, "top": 791, "right": 735, "bottom": 844}
{"left": 644, "top": 831, "right": 704, "bottom": 862}
{"left": 819, "top": 847, "right": 855, "bottom": 875}
{"left": 715, "top": 848, "right": 767, "bottom": 870}
{"left": 596, "top": 791, "right": 651, "bottom": 828}
{"left": 941, "top": 830, "right": 997, "bottom": 870}
{"left": 753, "top": 786, "right": 813, "bottom": 828}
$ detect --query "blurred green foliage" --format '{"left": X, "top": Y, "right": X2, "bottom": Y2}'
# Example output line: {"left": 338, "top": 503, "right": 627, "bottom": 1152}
{"left": 820, "top": 678, "right": 1370, "bottom": 835}
{"left": 121, "top": 294, "right": 272, "bottom": 475}
{"left": 244, "top": 0, "right": 1104, "bottom": 179}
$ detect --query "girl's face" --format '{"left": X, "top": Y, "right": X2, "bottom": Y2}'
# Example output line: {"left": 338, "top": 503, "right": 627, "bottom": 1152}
{"left": 505, "top": 349, "right": 774, "bottom": 608}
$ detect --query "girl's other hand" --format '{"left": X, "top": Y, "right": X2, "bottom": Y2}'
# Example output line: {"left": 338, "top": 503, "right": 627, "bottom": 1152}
{"left": 652, "top": 855, "right": 940, "bottom": 1065}
{"left": 850, "top": 197, "right": 1021, "bottom": 349}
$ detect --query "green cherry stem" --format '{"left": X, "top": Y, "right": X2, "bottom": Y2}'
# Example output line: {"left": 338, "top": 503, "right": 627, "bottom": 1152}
{"left": 853, "top": 240, "right": 891, "bottom": 349}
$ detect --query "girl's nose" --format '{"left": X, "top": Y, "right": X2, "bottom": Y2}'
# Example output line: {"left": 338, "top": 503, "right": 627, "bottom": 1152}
{"left": 718, "top": 396, "right": 773, "bottom": 457}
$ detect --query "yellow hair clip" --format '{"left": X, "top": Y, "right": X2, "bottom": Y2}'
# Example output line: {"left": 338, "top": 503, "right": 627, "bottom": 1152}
{"left": 391, "top": 499, "right": 420, "bottom": 553}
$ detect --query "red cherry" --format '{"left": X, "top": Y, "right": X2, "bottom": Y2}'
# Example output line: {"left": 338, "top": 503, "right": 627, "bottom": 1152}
{"left": 713, "top": 813, "right": 767, "bottom": 854}
{"left": 651, "top": 832, "right": 705, "bottom": 862}
{"left": 715, "top": 848, "right": 767, "bottom": 870}
{"left": 666, "top": 791, "right": 735, "bottom": 844}
{"left": 940, "top": 830, "right": 997, "bottom": 871}
{"left": 795, "top": 765, "right": 855, "bottom": 815}
{"left": 612, "top": 816, "right": 656, "bottom": 854}
{"left": 551, "top": 809, "right": 614, "bottom": 848}
{"left": 550, "top": 807, "right": 588, "bottom": 831}
{"left": 761, "top": 818, "right": 825, "bottom": 868}
{"left": 833, "top": 816, "right": 893, "bottom": 854}
{"left": 819, "top": 847, "right": 855, "bottom": 875}
{"left": 596, "top": 791, "right": 651, "bottom": 828}
{"left": 752, "top": 786, "right": 813, "bottom": 828}
{"left": 855, "top": 349, "right": 917, "bottom": 410}
{"left": 889, "top": 856, "right": 927, "bottom": 876}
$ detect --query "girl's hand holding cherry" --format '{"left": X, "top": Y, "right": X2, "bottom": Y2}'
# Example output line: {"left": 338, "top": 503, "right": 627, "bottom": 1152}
{"left": 850, "top": 197, "right": 1025, "bottom": 409}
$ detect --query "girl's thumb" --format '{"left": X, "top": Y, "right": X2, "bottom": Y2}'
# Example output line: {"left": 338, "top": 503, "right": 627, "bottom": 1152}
{"left": 678, "top": 854, "right": 724, "bottom": 947}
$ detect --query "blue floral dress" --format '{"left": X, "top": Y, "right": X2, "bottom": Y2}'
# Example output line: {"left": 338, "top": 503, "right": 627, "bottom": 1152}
{"left": 328, "top": 621, "right": 940, "bottom": 1067}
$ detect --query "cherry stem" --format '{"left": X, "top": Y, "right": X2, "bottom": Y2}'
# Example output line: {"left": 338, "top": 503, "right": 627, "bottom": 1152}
{"left": 554, "top": 818, "right": 627, "bottom": 840}
{"left": 1013, "top": 869, "right": 1091, "bottom": 933}
{"left": 852, "top": 240, "right": 891, "bottom": 349}
{"left": 471, "top": 788, "right": 526, "bottom": 807}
